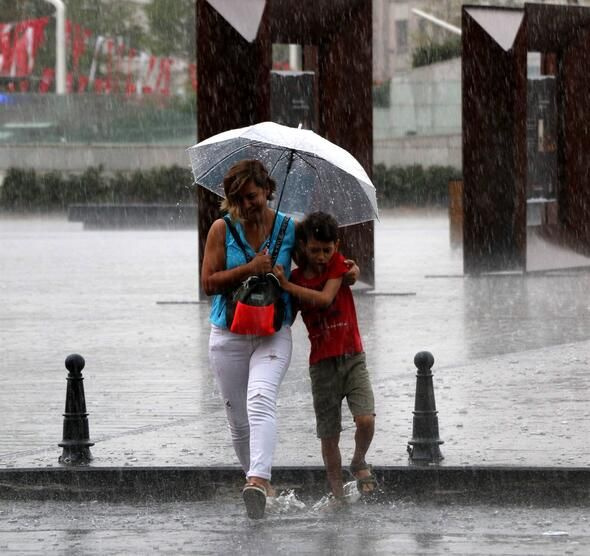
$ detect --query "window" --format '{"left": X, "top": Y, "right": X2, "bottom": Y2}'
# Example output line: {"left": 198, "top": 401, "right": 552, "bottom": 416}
{"left": 396, "top": 19, "right": 408, "bottom": 53}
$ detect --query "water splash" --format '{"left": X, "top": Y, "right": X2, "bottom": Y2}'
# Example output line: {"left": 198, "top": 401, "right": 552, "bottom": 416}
{"left": 311, "top": 481, "right": 361, "bottom": 512}
{"left": 266, "top": 489, "right": 307, "bottom": 514}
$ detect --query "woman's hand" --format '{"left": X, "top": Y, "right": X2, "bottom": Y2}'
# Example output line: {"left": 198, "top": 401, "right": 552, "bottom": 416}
{"left": 249, "top": 251, "right": 272, "bottom": 275}
{"left": 343, "top": 259, "right": 360, "bottom": 285}
{"left": 202, "top": 219, "right": 273, "bottom": 295}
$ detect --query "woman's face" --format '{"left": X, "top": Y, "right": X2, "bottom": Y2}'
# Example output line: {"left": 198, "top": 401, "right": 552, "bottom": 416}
{"left": 237, "top": 180, "right": 268, "bottom": 220}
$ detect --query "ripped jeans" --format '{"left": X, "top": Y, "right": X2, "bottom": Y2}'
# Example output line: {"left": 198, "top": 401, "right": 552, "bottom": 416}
{"left": 209, "top": 324, "right": 292, "bottom": 481}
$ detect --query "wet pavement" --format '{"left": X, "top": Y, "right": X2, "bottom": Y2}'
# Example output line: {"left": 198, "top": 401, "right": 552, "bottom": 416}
{"left": 1, "top": 497, "right": 589, "bottom": 555}
{"left": 1, "top": 209, "right": 590, "bottom": 553}
{"left": 1, "top": 209, "right": 589, "bottom": 469}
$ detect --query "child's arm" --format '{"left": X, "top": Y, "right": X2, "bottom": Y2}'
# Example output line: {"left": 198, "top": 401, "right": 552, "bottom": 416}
{"left": 273, "top": 264, "right": 342, "bottom": 309}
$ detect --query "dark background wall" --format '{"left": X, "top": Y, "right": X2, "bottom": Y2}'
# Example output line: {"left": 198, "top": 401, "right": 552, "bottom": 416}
{"left": 462, "top": 8, "right": 527, "bottom": 274}
{"left": 560, "top": 25, "right": 590, "bottom": 253}
{"left": 196, "top": 0, "right": 375, "bottom": 286}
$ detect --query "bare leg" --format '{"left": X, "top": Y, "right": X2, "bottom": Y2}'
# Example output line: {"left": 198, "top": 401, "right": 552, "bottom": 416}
{"left": 321, "top": 435, "right": 343, "bottom": 498}
{"left": 351, "top": 414, "right": 376, "bottom": 493}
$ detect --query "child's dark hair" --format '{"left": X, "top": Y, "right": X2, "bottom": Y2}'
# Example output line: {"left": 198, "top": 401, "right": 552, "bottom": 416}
{"left": 300, "top": 211, "right": 339, "bottom": 243}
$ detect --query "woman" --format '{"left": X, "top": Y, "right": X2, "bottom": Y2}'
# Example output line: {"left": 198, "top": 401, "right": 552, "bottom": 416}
{"left": 201, "top": 159, "right": 296, "bottom": 519}
{"left": 202, "top": 159, "right": 359, "bottom": 519}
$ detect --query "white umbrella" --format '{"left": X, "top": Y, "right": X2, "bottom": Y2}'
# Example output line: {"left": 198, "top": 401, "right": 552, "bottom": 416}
{"left": 187, "top": 121, "right": 378, "bottom": 226}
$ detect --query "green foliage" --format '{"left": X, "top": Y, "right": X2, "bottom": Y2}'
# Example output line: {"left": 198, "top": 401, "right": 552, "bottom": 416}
{"left": 0, "top": 168, "right": 40, "bottom": 210}
{"left": 64, "top": 166, "right": 111, "bottom": 205}
{"left": 61, "top": 1, "right": 140, "bottom": 39}
{"left": 0, "top": 165, "right": 194, "bottom": 211}
{"left": 0, "top": 0, "right": 52, "bottom": 20}
{"left": 144, "top": 0, "right": 196, "bottom": 59}
{"left": 1, "top": 163, "right": 461, "bottom": 211}
{"left": 39, "top": 170, "right": 68, "bottom": 208}
{"left": 373, "top": 164, "right": 461, "bottom": 207}
{"left": 412, "top": 37, "right": 461, "bottom": 68}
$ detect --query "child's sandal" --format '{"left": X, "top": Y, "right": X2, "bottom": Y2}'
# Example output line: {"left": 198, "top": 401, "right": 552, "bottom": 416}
{"left": 350, "top": 461, "right": 378, "bottom": 496}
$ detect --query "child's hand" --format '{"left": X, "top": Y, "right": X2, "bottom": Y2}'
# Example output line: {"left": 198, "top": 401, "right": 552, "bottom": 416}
{"left": 272, "top": 264, "right": 288, "bottom": 287}
{"left": 343, "top": 259, "right": 360, "bottom": 285}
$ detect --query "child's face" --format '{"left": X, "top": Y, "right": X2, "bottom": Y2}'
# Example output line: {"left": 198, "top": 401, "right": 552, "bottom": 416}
{"left": 303, "top": 238, "right": 339, "bottom": 274}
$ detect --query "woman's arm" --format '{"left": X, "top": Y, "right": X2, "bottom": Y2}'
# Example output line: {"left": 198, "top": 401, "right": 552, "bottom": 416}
{"left": 201, "top": 219, "right": 272, "bottom": 296}
{"left": 273, "top": 264, "right": 342, "bottom": 309}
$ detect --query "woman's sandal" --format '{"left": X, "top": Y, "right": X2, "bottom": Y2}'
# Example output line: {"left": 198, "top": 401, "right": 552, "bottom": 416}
{"left": 242, "top": 482, "right": 267, "bottom": 519}
{"left": 350, "top": 461, "right": 378, "bottom": 497}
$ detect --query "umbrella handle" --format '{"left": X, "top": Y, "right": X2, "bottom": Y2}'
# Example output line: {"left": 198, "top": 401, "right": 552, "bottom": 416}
{"left": 266, "top": 149, "right": 294, "bottom": 250}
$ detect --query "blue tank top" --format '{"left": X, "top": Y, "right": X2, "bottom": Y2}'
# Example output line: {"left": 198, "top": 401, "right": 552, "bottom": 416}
{"left": 209, "top": 211, "right": 295, "bottom": 329}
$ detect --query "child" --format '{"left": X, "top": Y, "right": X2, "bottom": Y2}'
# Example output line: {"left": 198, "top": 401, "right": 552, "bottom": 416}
{"left": 273, "top": 211, "right": 377, "bottom": 507}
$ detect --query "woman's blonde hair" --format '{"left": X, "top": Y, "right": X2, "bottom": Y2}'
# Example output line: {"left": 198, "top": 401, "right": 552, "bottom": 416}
{"left": 220, "top": 159, "right": 276, "bottom": 221}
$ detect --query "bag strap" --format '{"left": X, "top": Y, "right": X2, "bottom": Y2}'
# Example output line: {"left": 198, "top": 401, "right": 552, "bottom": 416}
{"left": 224, "top": 215, "right": 251, "bottom": 262}
{"left": 270, "top": 215, "right": 290, "bottom": 266}
{"left": 224, "top": 214, "right": 290, "bottom": 267}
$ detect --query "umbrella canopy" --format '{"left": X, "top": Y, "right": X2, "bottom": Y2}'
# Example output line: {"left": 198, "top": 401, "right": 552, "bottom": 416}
{"left": 187, "top": 121, "right": 378, "bottom": 226}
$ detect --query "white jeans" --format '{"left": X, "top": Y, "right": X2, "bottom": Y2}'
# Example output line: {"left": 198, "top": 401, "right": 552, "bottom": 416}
{"left": 209, "top": 325, "right": 292, "bottom": 480}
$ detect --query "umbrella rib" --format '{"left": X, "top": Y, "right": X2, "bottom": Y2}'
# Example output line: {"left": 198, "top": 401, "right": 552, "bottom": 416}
{"left": 267, "top": 147, "right": 289, "bottom": 179}
{"left": 292, "top": 151, "right": 325, "bottom": 191}
{"left": 194, "top": 141, "right": 296, "bottom": 184}
{"left": 292, "top": 152, "right": 378, "bottom": 220}
{"left": 194, "top": 142, "right": 254, "bottom": 183}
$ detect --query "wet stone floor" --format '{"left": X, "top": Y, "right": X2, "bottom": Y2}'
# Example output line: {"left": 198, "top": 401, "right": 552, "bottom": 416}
{"left": 1, "top": 211, "right": 589, "bottom": 469}
{"left": 1, "top": 211, "right": 590, "bottom": 554}
{"left": 0, "top": 496, "right": 588, "bottom": 555}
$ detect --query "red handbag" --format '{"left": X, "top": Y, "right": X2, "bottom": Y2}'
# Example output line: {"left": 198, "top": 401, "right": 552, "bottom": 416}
{"left": 224, "top": 215, "right": 290, "bottom": 336}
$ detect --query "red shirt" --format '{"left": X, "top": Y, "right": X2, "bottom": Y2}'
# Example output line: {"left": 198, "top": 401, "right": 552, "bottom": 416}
{"left": 291, "top": 252, "right": 364, "bottom": 365}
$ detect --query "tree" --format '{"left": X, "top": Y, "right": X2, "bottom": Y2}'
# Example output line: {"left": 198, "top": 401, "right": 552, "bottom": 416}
{"left": 64, "top": 1, "right": 145, "bottom": 46}
{"left": 0, "top": 0, "right": 52, "bottom": 20}
{"left": 143, "top": 0, "right": 196, "bottom": 60}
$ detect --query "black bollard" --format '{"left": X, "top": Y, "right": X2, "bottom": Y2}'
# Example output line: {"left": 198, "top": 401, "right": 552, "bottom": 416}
{"left": 58, "top": 354, "right": 94, "bottom": 465}
{"left": 407, "top": 351, "right": 444, "bottom": 463}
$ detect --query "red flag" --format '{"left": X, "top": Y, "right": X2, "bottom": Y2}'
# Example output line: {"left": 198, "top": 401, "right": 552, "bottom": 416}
{"left": 12, "top": 26, "right": 34, "bottom": 76}
{"left": 141, "top": 55, "right": 157, "bottom": 94}
{"left": 104, "top": 38, "right": 114, "bottom": 93}
{"left": 38, "top": 67, "right": 54, "bottom": 93}
{"left": 155, "top": 57, "right": 172, "bottom": 96}
{"left": 5, "top": 18, "right": 49, "bottom": 77}
{"left": 125, "top": 48, "right": 137, "bottom": 96}
{"left": 77, "top": 75, "right": 88, "bottom": 93}
{"left": 94, "top": 77, "right": 105, "bottom": 94}
{"left": 0, "top": 23, "right": 15, "bottom": 75}
{"left": 70, "top": 22, "right": 89, "bottom": 74}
